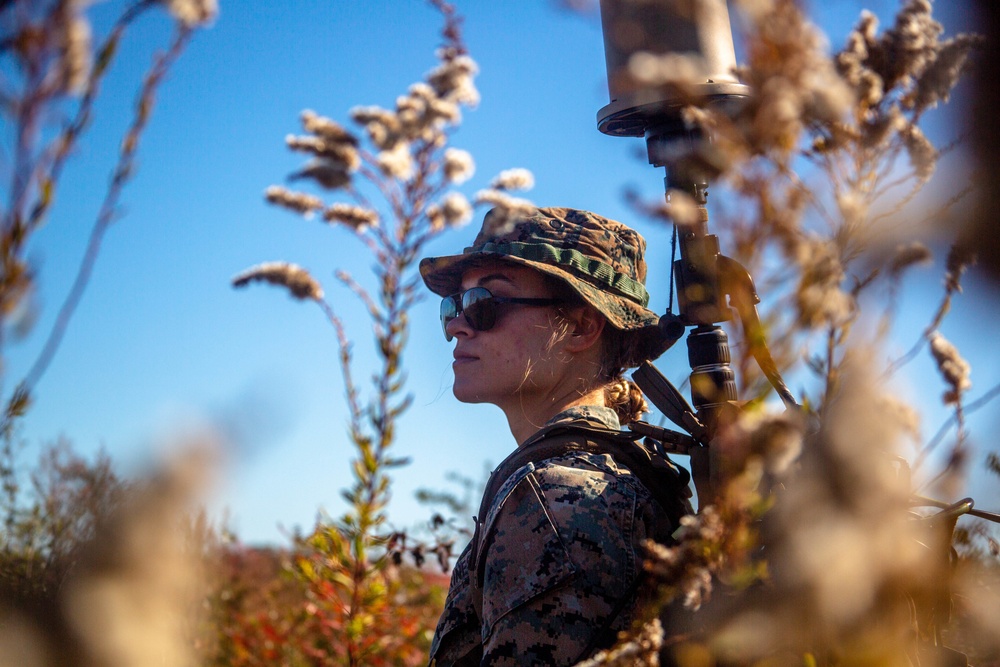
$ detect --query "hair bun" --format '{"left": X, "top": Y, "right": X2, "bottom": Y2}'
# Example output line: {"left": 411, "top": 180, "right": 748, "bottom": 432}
{"left": 605, "top": 378, "right": 649, "bottom": 425}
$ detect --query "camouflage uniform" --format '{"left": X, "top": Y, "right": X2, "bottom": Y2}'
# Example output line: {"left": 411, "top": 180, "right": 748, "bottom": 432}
{"left": 429, "top": 405, "right": 673, "bottom": 666}
{"left": 420, "top": 207, "right": 679, "bottom": 665}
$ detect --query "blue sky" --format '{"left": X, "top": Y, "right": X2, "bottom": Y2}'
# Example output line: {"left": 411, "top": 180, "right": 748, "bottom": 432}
{"left": 8, "top": 0, "right": 996, "bottom": 545}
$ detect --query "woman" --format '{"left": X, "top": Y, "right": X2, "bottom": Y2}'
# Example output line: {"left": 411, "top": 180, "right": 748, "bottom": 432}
{"left": 420, "top": 207, "right": 691, "bottom": 666}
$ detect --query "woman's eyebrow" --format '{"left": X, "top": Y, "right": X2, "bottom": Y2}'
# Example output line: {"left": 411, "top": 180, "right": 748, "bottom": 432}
{"left": 476, "top": 273, "right": 515, "bottom": 287}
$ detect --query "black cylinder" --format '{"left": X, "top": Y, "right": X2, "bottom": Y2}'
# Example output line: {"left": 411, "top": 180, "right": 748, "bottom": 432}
{"left": 687, "top": 326, "right": 737, "bottom": 408}
{"left": 690, "top": 366, "right": 737, "bottom": 407}
{"left": 687, "top": 326, "right": 731, "bottom": 368}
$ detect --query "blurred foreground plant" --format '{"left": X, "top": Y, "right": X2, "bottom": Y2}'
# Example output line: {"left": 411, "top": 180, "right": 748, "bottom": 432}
{"left": 585, "top": 0, "right": 999, "bottom": 665}
{"left": 231, "top": 2, "right": 533, "bottom": 663}
{"left": 0, "top": 439, "right": 219, "bottom": 667}
{"left": 0, "top": 2, "right": 218, "bottom": 664}
{"left": 0, "top": 0, "right": 216, "bottom": 439}
{"left": 1, "top": 438, "right": 128, "bottom": 604}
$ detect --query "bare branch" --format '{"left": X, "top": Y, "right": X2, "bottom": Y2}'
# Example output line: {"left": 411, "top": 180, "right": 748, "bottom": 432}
{"left": 17, "top": 24, "right": 194, "bottom": 398}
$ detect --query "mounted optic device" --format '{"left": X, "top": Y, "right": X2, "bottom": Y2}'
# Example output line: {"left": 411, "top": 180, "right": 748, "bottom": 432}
{"left": 598, "top": 0, "right": 748, "bottom": 182}
{"left": 596, "top": 0, "right": 795, "bottom": 469}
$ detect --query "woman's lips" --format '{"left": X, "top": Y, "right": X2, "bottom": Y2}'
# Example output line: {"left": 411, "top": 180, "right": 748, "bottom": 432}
{"left": 453, "top": 350, "right": 477, "bottom": 365}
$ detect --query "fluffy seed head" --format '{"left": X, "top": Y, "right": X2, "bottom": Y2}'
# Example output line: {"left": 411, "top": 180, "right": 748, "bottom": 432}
{"left": 288, "top": 159, "right": 352, "bottom": 191}
{"left": 232, "top": 262, "right": 324, "bottom": 301}
{"left": 443, "top": 148, "right": 475, "bottom": 184}
{"left": 55, "top": 3, "right": 92, "bottom": 95}
{"left": 161, "top": 0, "right": 218, "bottom": 27}
{"left": 440, "top": 192, "right": 472, "bottom": 227}
{"left": 474, "top": 190, "right": 537, "bottom": 235}
{"left": 427, "top": 54, "right": 480, "bottom": 107}
{"left": 929, "top": 331, "right": 971, "bottom": 404}
{"left": 264, "top": 186, "right": 324, "bottom": 219}
{"left": 350, "top": 106, "right": 403, "bottom": 150}
{"left": 490, "top": 168, "right": 534, "bottom": 191}
{"left": 794, "top": 239, "right": 853, "bottom": 328}
{"left": 377, "top": 142, "right": 414, "bottom": 181}
{"left": 900, "top": 123, "right": 937, "bottom": 182}
{"left": 888, "top": 242, "right": 932, "bottom": 275}
{"left": 300, "top": 110, "right": 358, "bottom": 146}
{"left": 285, "top": 134, "right": 360, "bottom": 171}
{"left": 665, "top": 189, "right": 701, "bottom": 227}
{"left": 323, "top": 204, "right": 379, "bottom": 231}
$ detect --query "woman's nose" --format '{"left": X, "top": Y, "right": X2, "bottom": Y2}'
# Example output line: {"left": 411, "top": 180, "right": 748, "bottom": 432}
{"left": 446, "top": 311, "right": 472, "bottom": 340}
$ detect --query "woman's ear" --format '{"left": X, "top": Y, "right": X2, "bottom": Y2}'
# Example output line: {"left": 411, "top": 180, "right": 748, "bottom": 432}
{"left": 563, "top": 307, "right": 606, "bottom": 353}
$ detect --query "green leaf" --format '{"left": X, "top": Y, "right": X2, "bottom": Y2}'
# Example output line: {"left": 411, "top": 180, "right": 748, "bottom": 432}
{"left": 95, "top": 34, "right": 121, "bottom": 75}
{"left": 383, "top": 457, "right": 411, "bottom": 468}
{"left": 298, "top": 558, "right": 316, "bottom": 581}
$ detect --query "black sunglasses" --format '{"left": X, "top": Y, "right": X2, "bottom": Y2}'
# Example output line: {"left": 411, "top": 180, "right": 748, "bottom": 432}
{"left": 440, "top": 286, "right": 563, "bottom": 341}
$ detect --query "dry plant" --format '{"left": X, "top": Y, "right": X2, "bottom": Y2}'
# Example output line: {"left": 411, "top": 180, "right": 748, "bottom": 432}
{"left": 0, "top": 441, "right": 220, "bottom": 667}
{"left": 576, "top": 0, "right": 999, "bottom": 665}
{"left": 0, "top": 1, "right": 220, "bottom": 665}
{"left": 231, "top": 2, "right": 533, "bottom": 663}
{"left": 0, "top": 0, "right": 216, "bottom": 441}
{"left": 0, "top": 0, "right": 217, "bottom": 593}
{"left": 1, "top": 438, "right": 130, "bottom": 603}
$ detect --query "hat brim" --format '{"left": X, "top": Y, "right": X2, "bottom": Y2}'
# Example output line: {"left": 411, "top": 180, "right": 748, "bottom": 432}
{"left": 419, "top": 249, "right": 663, "bottom": 334}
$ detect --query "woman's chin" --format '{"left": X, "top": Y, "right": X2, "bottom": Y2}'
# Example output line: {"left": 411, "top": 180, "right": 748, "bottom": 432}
{"left": 452, "top": 375, "right": 502, "bottom": 404}
{"left": 451, "top": 383, "right": 485, "bottom": 404}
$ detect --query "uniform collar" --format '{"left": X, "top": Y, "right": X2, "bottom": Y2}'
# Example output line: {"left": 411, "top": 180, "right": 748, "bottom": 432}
{"left": 542, "top": 405, "right": 621, "bottom": 431}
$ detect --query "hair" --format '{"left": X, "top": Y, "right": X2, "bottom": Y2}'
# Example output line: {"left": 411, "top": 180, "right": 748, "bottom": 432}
{"left": 597, "top": 324, "right": 650, "bottom": 425}
{"left": 543, "top": 274, "right": 650, "bottom": 425}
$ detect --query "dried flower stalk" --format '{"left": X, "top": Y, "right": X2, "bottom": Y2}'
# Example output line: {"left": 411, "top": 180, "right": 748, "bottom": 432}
{"left": 233, "top": 3, "right": 533, "bottom": 664}
{"left": 603, "top": 1, "right": 996, "bottom": 664}
{"left": 231, "top": 262, "right": 324, "bottom": 302}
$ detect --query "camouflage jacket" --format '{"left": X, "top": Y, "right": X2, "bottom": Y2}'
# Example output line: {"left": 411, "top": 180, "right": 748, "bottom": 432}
{"left": 429, "top": 406, "right": 678, "bottom": 666}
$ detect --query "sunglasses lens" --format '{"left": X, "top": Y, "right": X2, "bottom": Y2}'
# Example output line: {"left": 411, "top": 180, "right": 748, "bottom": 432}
{"left": 440, "top": 295, "right": 460, "bottom": 340}
{"left": 462, "top": 287, "right": 496, "bottom": 332}
{"left": 441, "top": 287, "right": 499, "bottom": 341}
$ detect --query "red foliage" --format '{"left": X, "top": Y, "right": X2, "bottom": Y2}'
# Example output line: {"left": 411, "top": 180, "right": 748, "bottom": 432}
{"left": 200, "top": 543, "right": 448, "bottom": 666}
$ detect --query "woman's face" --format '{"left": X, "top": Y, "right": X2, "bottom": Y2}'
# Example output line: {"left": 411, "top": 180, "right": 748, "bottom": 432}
{"left": 446, "top": 262, "right": 572, "bottom": 410}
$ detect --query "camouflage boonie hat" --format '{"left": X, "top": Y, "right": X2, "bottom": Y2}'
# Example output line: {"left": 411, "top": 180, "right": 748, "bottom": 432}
{"left": 420, "top": 207, "right": 663, "bottom": 352}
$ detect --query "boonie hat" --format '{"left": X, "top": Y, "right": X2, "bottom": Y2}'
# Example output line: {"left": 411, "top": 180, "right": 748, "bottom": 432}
{"left": 420, "top": 207, "right": 664, "bottom": 354}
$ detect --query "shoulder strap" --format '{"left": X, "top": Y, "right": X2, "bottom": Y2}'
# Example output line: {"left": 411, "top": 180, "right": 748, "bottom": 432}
{"left": 467, "top": 422, "right": 694, "bottom": 618}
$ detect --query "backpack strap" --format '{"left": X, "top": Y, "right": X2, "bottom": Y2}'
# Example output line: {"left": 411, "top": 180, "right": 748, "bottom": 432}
{"left": 467, "top": 421, "right": 694, "bottom": 623}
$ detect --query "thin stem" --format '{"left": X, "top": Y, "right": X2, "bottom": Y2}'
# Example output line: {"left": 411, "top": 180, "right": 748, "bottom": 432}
{"left": 25, "top": 1, "right": 158, "bottom": 233}
{"left": 915, "top": 381, "right": 1000, "bottom": 472}
{"left": 17, "top": 25, "right": 193, "bottom": 398}
{"left": 318, "top": 299, "right": 363, "bottom": 426}
{"left": 820, "top": 324, "right": 838, "bottom": 417}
